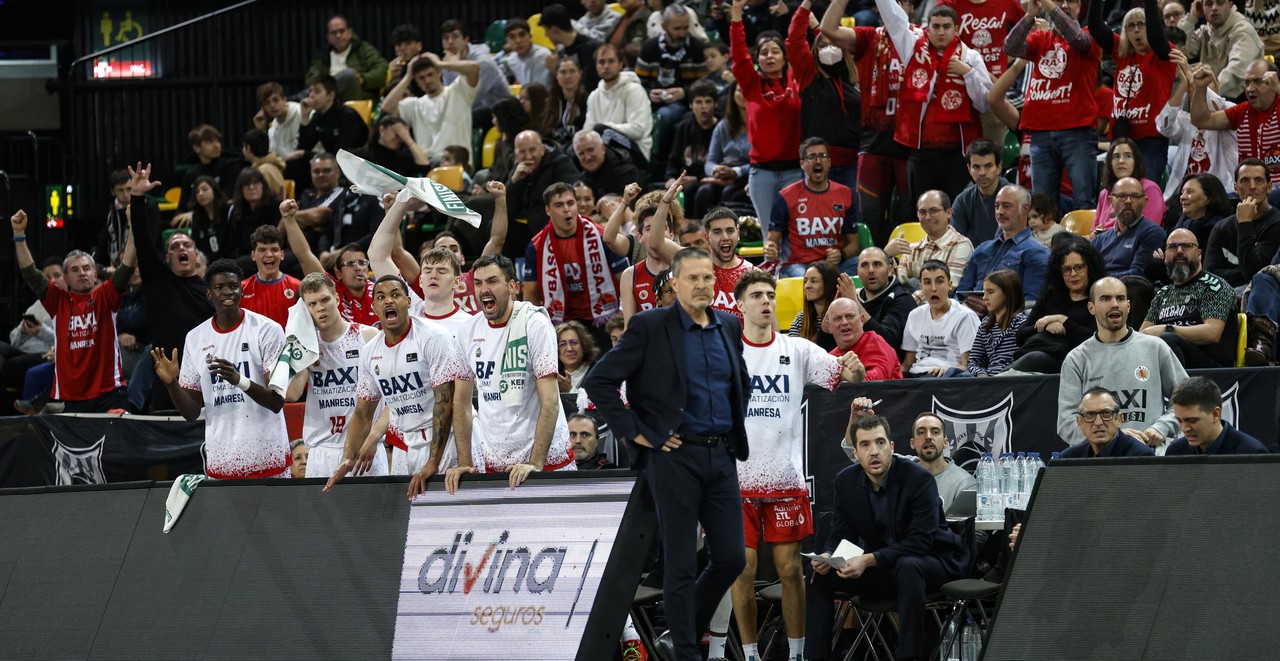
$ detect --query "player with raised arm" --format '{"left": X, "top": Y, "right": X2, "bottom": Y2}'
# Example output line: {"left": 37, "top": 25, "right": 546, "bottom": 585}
{"left": 647, "top": 175, "right": 755, "bottom": 318}
{"left": 324, "top": 275, "right": 467, "bottom": 495}
{"left": 731, "top": 269, "right": 856, "bottom": 661}
{"left": 151, "top": 259, "right": 290, "bottom": 478}
{"left": 279, "top": 198, "right": 378, "bottom": 325}
{"left": 284, "top": 272, "right": 387, "bottom": 478}
{"left": 439, "top": 254, "right": 575, "bottom": 498}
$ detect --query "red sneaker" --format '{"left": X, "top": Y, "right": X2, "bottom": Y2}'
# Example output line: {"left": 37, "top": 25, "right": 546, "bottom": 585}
{"left": 619, "top": 639, "right": 648, "bottom": 661}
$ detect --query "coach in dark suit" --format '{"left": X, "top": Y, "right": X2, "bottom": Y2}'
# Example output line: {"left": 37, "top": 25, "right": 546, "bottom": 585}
{"left": 584, "top": 247, "right": 749, "bottom": 661}
{"left": 805, "top": 415, "right": 969, "bottom": 661}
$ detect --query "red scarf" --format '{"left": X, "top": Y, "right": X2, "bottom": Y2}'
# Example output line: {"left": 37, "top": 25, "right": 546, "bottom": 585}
{"left": 866, "top": 27, "right": 901, "bottom": 109}
{"left": 532, "top": 217, "right": 619, "bottom": 326}
{"left": 900, "top": 35, "right": 971, "bottom": 124}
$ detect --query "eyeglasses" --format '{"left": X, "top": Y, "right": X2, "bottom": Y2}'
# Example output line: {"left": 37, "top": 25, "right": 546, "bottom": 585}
{"left": 1166, "top": 242, "right": 1198, "bottom": 252}
{"left": 917, "top": 207, "right": 947, "bottom": 217}
{"left": 341, "top": 259, "right": 370, "bottom": 269}
{"left": 1061, "top": 264, "right": 1087, "bottom": 275}
{"left": 1125, "top": 21, "right": 1146, "bottom": 29}
{"left": 1077, "top": 409, "right": 1119, "bottom": 422}
{"left": 1112, "top": 193, "right": 1145, "bottom": 201}
{"left": 802, "top": 153, "right": 831, "bottom": 162}
{"left": 558, "top": 339, "right": 581, "bottom": 347}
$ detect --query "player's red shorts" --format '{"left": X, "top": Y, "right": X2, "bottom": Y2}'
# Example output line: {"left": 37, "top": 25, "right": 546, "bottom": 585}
{"left": 742, "top": 495, "right": 814, "bottom": 548}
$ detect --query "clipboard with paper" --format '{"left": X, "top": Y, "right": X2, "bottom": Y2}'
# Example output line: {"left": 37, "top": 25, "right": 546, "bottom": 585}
{"left": 801, "top": 539, "right": 864, "bottom": 570}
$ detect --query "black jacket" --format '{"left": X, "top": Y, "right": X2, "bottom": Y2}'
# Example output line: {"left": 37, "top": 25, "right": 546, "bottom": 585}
{"left": 507, "top": 145, "right": 582, "bottom": 236}
{"left": 584, "top": 304, "right": 751, "bottom": 467}
{"left": 859, "top": 278, "right": 916, "bottom": 358}
{"left": 130, "top": 194, "right": 213, "bottom": 355}
{"left": 298, "top": 104, "right": 369, "bottom": 156}
{"left": 1166, "top": 423, "right": 1270, "bottom": 455}
{"left": 578, "top": 149, "right": 647, "bottom": 200}
{"left": 826, "top": 456, "right": 969, "bottom": 576}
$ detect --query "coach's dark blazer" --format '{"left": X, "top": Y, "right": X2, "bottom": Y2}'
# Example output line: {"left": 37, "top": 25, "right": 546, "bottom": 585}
{"left": 584, "top": 304, "right": 751, "bottom": 468}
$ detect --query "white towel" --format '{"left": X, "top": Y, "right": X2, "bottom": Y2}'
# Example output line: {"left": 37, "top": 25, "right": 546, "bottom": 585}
{"left": 163, "top": 474, "right": 208, "bottom": 533}
{"left": 335, "top": 149, "right": 482, "bottom": 228}
{"left": 268, "top": 301, "right": 321, "bottom": 396}
{"left": 499, "top": 302, "right": 547, "bottom": 408}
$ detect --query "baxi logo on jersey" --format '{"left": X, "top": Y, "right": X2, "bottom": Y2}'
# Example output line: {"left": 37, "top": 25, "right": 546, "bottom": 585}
{"left": 931, "top": 393, "right": 1014, "bottom": 471}
{"left": 312, "top": 367, "right": 356, "bottom": 389}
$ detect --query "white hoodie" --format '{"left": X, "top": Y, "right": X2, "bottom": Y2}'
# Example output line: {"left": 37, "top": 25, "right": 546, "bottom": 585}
{"left": 584, "top": 70, "right": 653, "bottom": 156}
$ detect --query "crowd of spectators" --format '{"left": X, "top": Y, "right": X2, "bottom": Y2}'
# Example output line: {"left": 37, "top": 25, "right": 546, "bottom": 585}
{"left": 7, "top": 0, "right": 1280, "bottom": 657}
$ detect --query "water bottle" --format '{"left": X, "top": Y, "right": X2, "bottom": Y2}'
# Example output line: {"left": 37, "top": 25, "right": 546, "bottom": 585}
{"left": 941, "top": 618, "right": 961, "bottom": 661}
{"left": 976, "top": 453, "right": 998, "bottom": 520}
{"left": 962, "top": 616, "right": 981, "bottom": 660}
{"left": 1012, "top": 453, "right": 1027, "bottom": 508}
{"left": 1023, "top": 452, "right": 1043, "bottom": 504}
{"left": 1051, "top": 451, "right": 1061, "bottom": 461}
{"left": 1000, "top": 453, "right": 1017, "bottom": 507}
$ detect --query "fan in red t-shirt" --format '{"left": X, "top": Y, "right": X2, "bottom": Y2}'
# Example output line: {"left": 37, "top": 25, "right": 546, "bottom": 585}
{"left": 280, "top": 199, "right": 378, "bottom": 326}
{"left": 11, "top": 209, "right": 136, "bottom": 412}
{"left": 1191, "top": 58, "right": 1280, "bottom": 172}
{"left": 240, "top": 224, "right": 301, "bottom": 328}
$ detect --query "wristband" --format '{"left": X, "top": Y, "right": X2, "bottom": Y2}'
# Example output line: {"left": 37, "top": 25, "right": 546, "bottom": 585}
{"left": 12, "top": 235, "right": 25, "bottom": 242}
{"left": 236, "top": 374, "right": 252, "bottom": 392}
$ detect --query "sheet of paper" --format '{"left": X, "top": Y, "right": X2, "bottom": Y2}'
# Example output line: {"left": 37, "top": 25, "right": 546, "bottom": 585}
{"left": 801, "top": 552, "right": 847, "bottom": 570}
{"left": 801, "top": 539, "right": 864, "bottom": 571}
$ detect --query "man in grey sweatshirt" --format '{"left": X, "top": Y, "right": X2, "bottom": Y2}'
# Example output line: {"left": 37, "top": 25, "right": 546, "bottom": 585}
{"left": 1058, "top": 277, "right": 1188, "bottom": 453}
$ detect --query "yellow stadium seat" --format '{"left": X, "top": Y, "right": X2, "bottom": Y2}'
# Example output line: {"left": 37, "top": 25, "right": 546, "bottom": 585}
{"left": 428, "top": 165, "right": 465, "bottom": 191}
{"left": 282, "top": 179, "right": 295, "bottom": 200}
{"left": 608, "top": 2, "right": 624, "bottom": 14}
{"left": 840, "top": 17, "right": 856, "bottom": 27}
{"left": 738, "top": 245, "right": 764, "bottom": 257}
{"left": 889, "top": 222, "right": 926, "bottom": 244}
{"left": 157, "top": 186, "right": 181, "bottom": 212}
{"left": 481, "top": 126, "right": 501, "bottom": 169}
{"left": 1237, "top": 312, "right": 1248, "bottom": 367}
{"left": 510, "top": 83, "right": 523, "bottom": 97}
{"left": 527, "top": 14, "right": 555, "bottom": 50}
{"left": 345, "top": 99, "right": 373, "bottom": 127}
{"left": 776, "top": 277, "right": 804, "bottom": 329}
{"left": 1062, "top": 210, "right": 1096, "bottom": 236}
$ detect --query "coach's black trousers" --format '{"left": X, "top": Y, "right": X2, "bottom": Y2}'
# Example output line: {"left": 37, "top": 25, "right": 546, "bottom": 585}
{"left": 645, "top": 442, "right": 745, "bottom": 660}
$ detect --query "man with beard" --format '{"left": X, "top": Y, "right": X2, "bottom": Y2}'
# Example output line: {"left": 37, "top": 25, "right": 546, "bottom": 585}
{"left": 1205, "top": 159, "right": 1280, "bottom": 288}
{"left": 648, "top": 181, "right": 756, "bottom": 319}
{"left": 1091, "top": 177, "right": 1167, "bottom": 278}
{"left": 765, "top": 138, "right": 861, "bottom": 277}
{"left": 324, "top": 276, "right": 468, "bottom": 493}
{"left": 570, "top": 414, "right": 617, "bottom": 469}
{"left": 446, "top": 254, "right": 576, "bottom": 495}
{"left": 825, "top": 297, "right": 903, "bottom": 381}
{"left": 153, "top": 259, "right": 290, "bottom": 478}
{"left": 1140, "top": 228, "right": 1237, "bottom": 368}
{"left": 854, "top": 246, "right": 918, "bottom": 355}
{"left": 285, "top": 273, "right": 387, "bottom": 478}
{"left": 1058, "top": 277, "right": 1187, "bottom": 452}
{"left": 908, "top": 411, "right": 977, "bottom": 509}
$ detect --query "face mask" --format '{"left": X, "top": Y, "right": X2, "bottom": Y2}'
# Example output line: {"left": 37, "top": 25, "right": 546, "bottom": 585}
{"left": 818, "top": 46, "right": 844, "bottom": 66}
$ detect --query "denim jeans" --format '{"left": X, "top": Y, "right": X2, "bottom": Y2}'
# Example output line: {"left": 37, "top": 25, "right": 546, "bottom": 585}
{"left": 1030, "top": 126, "right": 1098, "bottom": 210}
{"left": 1248, "top": 271, "right": 1280, "bottom": 361}
{"left": 747, "top": 166, "right": 802, "bottom": 222}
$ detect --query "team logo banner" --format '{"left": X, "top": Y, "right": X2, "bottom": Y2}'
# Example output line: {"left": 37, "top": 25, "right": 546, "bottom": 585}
{"left": 391, "top": 477, "right": 642, "bottom": 660}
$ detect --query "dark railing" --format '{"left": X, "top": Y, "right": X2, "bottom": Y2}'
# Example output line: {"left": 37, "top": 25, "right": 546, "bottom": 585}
{"left": 61, "top": 0, "right": 538, "bottom": 232}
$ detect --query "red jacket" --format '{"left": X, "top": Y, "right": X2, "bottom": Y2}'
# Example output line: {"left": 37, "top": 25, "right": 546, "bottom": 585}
{"left": 730, "top": 17, "right": 803, "bottom": 165}
{"left": 831, "top": 330, "right": 904, "bottom": 381}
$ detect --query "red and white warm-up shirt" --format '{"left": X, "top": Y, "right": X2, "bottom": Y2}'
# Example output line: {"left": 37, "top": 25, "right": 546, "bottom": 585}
{"left": 44, "top": 281, "right": 124, "bottom": 401}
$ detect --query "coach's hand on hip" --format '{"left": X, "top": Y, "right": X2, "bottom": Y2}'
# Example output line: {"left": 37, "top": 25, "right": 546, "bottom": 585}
{"left": 633, "top": 433, "right": 683, "bottom": 452}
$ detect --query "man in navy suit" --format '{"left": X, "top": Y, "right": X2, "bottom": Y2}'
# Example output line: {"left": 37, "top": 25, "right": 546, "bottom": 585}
{"left": 805, "top": 415, "right": 969, "bottom": 661}
{"left": 1166, "top": 376, "right": 1270, "bottom": 455}
{"left": 585, "top": 247, "right": 750, "bottom": 661}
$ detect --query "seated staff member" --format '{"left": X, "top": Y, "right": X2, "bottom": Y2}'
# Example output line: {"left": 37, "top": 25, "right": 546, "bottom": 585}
{"left": 805, "top": 414, "right": 969, "bottom": 661}
{"left": 1165, "top": 376, "right": 1270, "bottom": 455}
{"left": 1059, "top": 387, "right": 1156, "bottom": 458}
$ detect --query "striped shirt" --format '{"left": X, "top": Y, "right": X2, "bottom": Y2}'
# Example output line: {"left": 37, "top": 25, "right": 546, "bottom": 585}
{"left": 896, "top": 225, "right": 975, "bottom": 303}
{"left": 967, "top": 311, "right": 1027, "bottom": 376}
